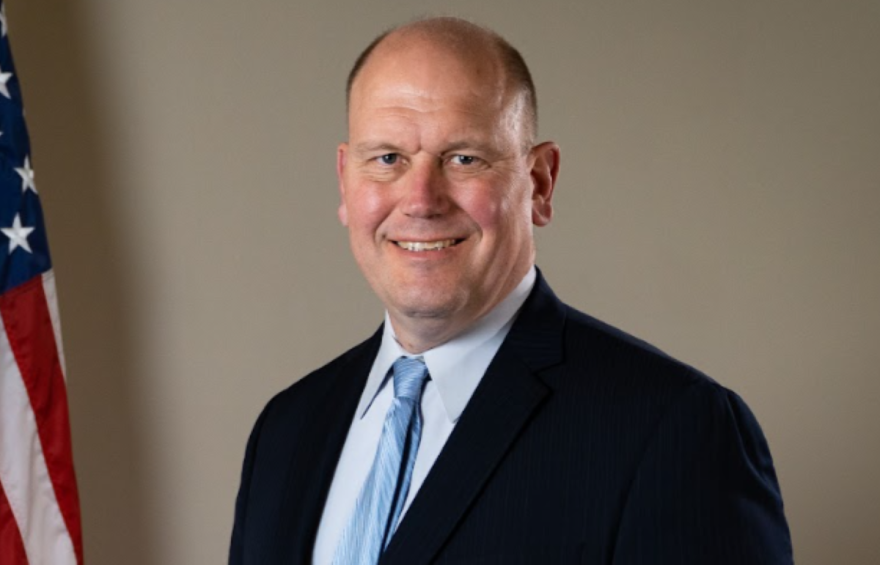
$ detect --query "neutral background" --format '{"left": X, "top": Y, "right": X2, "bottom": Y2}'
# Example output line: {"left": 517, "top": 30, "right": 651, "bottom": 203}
{"left": 7, "top": 0, "right": 879, "bottom": 563}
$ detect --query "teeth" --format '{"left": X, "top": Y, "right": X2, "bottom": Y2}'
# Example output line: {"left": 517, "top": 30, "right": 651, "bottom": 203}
{"left": 396, "top": 239, "right": 458, "bottom": 252}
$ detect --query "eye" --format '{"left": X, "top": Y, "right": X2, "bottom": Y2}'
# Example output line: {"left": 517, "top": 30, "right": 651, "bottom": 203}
{"left": 451, "top": 155, "right": 477, "bottom": 166}
{"left": 377, "top": 153, "right": 399, "bottom": 165}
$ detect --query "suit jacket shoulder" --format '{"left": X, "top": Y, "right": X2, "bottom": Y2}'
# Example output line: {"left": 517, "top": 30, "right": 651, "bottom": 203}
{"left": 383, "top": 272, "right": 793, "bottom": 564}
{"left": 231, "top": 271, "right": 793, "bottom": 565}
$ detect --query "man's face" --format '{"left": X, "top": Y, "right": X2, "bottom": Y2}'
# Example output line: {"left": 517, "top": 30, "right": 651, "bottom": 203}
{"left": 337, "top": 37, "right": 556, "bottom": 351}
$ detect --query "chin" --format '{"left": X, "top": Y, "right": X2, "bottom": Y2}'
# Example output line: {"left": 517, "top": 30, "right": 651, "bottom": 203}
{"left": 389, "top": 287, "right": 467, "bottom": 321}
{"left": 399, "top": 305, "right": 456, "bottom": 320}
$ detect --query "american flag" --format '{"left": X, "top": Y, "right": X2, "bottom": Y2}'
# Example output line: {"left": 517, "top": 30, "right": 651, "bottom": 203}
{"left": 0, "top": 3, "right": 84, "bottom": 564}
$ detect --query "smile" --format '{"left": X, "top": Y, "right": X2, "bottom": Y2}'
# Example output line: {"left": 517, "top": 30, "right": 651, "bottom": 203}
{"left": 394, "top": 239, "right": 461, "bottom": 252}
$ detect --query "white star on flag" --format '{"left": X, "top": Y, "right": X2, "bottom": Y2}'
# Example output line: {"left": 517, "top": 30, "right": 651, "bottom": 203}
{"left": 1, "top": 213, "right": 35, "bottom": 254}
{"left": 15, "top": 156, "right": 36, "bottom": 193}
{"left": 0, "top": 65, "right": 10, "bottom": 99}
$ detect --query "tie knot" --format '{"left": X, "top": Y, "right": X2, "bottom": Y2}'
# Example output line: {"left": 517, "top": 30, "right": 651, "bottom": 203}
{"left": 392, "top": 357, "right": 428, "bottom": 402}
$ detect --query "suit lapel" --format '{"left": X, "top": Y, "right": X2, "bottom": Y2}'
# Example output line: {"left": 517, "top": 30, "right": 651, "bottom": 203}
{"left": 381, "top": 272, "right": 567, "bottom": 564}
{"left": 278, "top": 328, "right": 382, "bottom": 563}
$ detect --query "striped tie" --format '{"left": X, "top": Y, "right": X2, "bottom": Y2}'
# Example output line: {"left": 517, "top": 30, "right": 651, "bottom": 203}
{"left": 332, "top": 357, "right": 429, "bottom": 565}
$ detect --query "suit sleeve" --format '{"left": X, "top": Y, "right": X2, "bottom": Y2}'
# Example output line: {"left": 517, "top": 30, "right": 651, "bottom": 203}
{"left": 229, "top": 398, "right": 275, "bottom": 565}
{"left": 612, "top": 381, "right": 794, "bottom": 564}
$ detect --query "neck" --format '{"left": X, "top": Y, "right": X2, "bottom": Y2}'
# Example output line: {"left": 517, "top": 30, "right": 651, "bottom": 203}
{"left": 389, "top": 315, "right": 463, "bottom": 354}
{"left": 388, "top": 263, "right": 535, "bottom": 354}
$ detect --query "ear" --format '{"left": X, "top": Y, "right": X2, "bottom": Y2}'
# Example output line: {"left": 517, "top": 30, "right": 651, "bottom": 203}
{"left": 529, "top": 141, "right": 560, "bottom": 227}
{"left": 336, "top": 143, "right": 349, "bottom": 226}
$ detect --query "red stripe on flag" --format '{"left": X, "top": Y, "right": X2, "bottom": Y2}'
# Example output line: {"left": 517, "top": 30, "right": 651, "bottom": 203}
{"left": 0, "top": 479, "right": 29, "bottom": 565}
{"left": 0, "top": 278, "right": 83, "bottom": 564}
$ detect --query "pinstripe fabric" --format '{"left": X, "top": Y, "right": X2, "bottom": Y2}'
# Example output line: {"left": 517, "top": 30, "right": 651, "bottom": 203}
{"left": 229, "top": 272, "right": 792, "bottom": 565}
{"left": 332, "top": 357, "right": 428, "bottom": 565}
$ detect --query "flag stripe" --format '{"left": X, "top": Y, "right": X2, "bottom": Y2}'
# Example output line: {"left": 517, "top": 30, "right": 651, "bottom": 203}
{"left": 0, "top": 479, "right": 29, "bottom": 565}
{"left": 0, "top": 302, "right": 74, "bottom": 565}
{"left": 0, "top": 276, "right": 81, "bottom": 564}
{"left": 40, "top": 272, "right": 66, "bottom": 380}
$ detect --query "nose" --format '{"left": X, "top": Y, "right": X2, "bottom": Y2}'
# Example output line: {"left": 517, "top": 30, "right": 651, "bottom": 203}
{"left": 399, "top": 158, "right": 450, "bottom": 219}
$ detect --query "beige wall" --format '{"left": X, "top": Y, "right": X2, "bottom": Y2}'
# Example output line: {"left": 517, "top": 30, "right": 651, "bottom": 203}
{"left": 7, "top": 0, "right": 879, "bottom": 563}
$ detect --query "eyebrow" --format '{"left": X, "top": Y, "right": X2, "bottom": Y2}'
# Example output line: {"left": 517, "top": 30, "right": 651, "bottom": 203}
{"left": 441, "top": 140, "right": 497, "bottom": 155}
{"left": 352, "top": 142, "right": 403, "bottom": 154}
{"left": 352, "top": 140, "right": 499, "bottom": 157}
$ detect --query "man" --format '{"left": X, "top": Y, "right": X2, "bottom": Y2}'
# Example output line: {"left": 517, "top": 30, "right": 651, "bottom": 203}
{"left": 230, "top": 17, "right": 793, "bottom": 565}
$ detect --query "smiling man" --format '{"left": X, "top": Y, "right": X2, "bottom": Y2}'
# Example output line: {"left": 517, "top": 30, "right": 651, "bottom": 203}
{"left": 336, "top": 25, "right": 556, "bottom": 354}
{"left": 230, "top": 17, "right": 793, "bottom": 565}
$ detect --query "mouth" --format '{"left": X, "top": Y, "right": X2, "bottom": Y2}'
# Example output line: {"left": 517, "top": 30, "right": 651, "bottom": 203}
{"left": 393, "top": 238, "right": 463, "bottom": 252}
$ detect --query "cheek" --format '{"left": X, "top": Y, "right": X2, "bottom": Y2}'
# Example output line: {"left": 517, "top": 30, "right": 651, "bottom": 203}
{"left": 345, "top": 184, "right": 394, "bottom": 233}
{"left": 458, "top": 183, "right": 528, "bottom": 237}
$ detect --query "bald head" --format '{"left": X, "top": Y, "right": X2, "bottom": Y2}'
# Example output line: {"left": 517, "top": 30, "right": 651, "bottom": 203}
{"left": 346, "top": 17, "right": 538, "bottom": 147}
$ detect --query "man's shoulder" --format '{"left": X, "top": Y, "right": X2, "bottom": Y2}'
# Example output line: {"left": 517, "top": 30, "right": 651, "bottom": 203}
{"left": 552, "top": 298, "right": 727, "bottom": 401}
{"left": 502, "top": 271, "right": 728, "bottom": 403}
{"left": 563, "top": 304, "right": 672, "bottom": 359}
{"left": 565, "top": 304, "right": 696, "bottom": 370}
{"left": 546, "top": 300, "right": 770, "bottom": 463}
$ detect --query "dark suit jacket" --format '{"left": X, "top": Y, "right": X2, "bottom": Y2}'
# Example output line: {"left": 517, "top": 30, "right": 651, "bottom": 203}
{"left": 230, "top": 272, "right": 793, "bottom": 564}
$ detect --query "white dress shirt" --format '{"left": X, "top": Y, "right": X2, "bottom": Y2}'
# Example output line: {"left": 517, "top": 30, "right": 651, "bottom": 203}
{"left": 312, "top": 267, "right": 536, "bottom": 565}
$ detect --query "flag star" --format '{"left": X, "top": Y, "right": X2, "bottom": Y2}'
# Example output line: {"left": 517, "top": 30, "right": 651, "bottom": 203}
{"left": 15, "top": 156, "right": 36, "bottom": 193}
{"left": 1, "top": 214, "right": 35, "bottom": 254}
{"left": 0, "top": 66, "right": 10, "bottom": 99}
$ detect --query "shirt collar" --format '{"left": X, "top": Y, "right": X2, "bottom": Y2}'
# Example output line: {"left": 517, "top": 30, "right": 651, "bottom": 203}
{"left": 356, "top": 266, "right": 537, "bottom": 422}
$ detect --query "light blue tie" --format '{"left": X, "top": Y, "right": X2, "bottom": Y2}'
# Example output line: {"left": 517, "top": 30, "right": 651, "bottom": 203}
{"left": 332, "top": 357, "right": 429, "bottom": 565}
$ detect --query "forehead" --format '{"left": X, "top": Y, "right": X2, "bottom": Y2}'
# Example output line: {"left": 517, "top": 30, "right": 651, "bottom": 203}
{"left": 347, "top": 37, "right": 524, "bottom": 139}
{"left": 355, "top": 36, "right": 511, "bottom": 108}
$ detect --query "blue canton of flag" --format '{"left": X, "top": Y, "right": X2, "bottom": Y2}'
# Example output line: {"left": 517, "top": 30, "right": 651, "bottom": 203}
{"left": 0, "top": 7, "right": 51, "bottom": 292}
